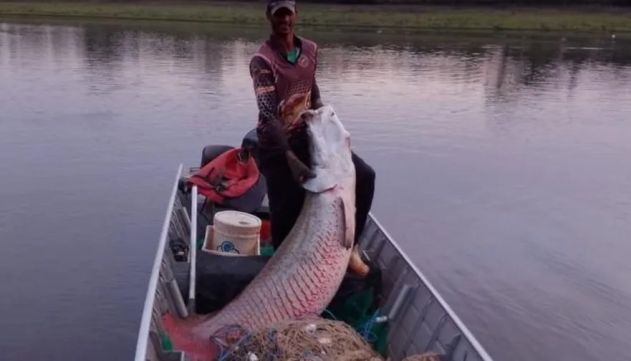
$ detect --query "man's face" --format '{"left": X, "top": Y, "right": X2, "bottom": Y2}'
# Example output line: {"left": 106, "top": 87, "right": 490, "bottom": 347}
{"left": 269, "top": 7, "right": 296, "bottom": 36}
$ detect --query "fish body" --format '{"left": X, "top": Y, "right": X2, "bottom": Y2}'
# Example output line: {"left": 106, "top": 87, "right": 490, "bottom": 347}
{"left": 163, "top": 105, "right": 356, "bottom": 360}
{"left": 193, "top": 104, "right": 356, "bottom": 337}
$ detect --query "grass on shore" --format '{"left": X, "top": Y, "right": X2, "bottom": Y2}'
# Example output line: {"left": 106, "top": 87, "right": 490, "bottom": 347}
{"left": 1, "top": 2, "right": 631, "bottom": 32}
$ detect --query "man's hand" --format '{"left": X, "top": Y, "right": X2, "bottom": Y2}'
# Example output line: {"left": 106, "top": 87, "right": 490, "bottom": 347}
{"left": 286, "top": 150, "right": 315, "bottom": 184}
{"left": 287, "top": 112, "right": 308, "bottom": 134}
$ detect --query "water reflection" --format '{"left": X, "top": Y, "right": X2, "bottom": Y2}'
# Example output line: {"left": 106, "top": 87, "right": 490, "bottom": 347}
{"left": 5, "top": 20, "right": 630, "bottom": 97}
{"left": 1, "top": 19, "right": 631, "bottom": 361}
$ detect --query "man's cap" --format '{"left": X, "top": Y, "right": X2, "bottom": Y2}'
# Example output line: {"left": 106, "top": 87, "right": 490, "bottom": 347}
{"left": 267, "top": 0, "right": 296, "bottom": 15}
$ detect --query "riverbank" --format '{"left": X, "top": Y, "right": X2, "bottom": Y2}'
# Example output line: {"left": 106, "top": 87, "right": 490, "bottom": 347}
{"left": 1, "top": 2, "right": 631, "bottom": 32}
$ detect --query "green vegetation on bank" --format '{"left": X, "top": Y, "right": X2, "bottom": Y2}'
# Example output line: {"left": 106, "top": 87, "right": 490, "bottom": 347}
{"left": 1, "top": 2, "right": 630, "bottom": 32}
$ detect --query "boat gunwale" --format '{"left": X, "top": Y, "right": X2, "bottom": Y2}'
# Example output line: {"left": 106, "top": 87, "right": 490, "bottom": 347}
{"left": 368, "top": 213, "right": 494, "bottom": 361}
{"left": 134, "top": 164, "right": 184, "bottom": 361}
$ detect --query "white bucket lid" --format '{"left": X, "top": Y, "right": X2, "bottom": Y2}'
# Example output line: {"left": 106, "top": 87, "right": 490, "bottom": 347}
{"left": 214, "top": 210, "right": 261, "bottom": 227}
{"left": 213, "top": 210, "right": 261, "bottom": 236}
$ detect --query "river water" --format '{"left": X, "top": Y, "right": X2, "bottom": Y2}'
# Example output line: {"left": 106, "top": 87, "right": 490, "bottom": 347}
{"left": 1, "top": 19, "right": 631, "bottom": 361}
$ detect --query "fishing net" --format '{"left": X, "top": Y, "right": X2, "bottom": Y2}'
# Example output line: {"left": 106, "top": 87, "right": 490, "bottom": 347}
{"left": 216, "top": 318, "right": 384, "bottom": 361}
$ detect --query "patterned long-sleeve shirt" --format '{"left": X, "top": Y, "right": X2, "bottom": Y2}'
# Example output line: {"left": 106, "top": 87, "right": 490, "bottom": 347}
{"left": 249, "top": 54, "right": 321, "bottom": 152}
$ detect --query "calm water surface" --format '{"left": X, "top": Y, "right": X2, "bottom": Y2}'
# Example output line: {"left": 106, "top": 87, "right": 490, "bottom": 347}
{"left": 1, "top": 19, "right": 631, "bottom": 361}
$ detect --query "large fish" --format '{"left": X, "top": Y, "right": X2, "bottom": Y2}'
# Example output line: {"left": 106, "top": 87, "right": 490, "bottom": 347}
{"left": 163, "top": 105, "right": 356, "bottom": 360}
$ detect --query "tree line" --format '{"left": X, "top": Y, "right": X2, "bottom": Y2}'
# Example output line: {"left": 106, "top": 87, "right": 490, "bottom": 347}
{"left": 68, "top": 0, "right": 631, "bottom": 7}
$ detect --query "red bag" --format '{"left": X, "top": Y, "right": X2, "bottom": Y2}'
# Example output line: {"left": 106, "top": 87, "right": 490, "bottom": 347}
{"left": 187, "top": 148, "right": 260, "bottom": 204}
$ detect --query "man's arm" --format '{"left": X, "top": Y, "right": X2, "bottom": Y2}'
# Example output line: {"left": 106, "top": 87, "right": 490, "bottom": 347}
{"left": 250, "top": 56, "right": 314, "bottom": 182}
{"left": 250, "top": 56, "right": 289, "bottom": 151}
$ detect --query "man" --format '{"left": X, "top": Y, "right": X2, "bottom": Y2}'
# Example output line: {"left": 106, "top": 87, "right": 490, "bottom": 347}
{"left": 250, "top": 0, "right": 375, "bottom": 273}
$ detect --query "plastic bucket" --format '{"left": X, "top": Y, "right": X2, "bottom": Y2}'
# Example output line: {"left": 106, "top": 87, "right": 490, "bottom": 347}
{"left": 202, "top": 211, "right": 261, "bottom": 256}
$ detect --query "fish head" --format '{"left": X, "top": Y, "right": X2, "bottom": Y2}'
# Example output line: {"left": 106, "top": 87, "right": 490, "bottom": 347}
{"left": 301, "top": 105, "right": 355, "bottom": 194}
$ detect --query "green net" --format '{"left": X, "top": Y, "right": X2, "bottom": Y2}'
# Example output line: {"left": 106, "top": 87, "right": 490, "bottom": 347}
{"left": 324, "top": 287, "right": 389, "bottom": 357}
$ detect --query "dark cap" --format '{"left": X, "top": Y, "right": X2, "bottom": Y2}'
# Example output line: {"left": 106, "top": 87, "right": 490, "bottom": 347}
{"left": 267, "top": 0, "right": 296, "bottom": 15}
